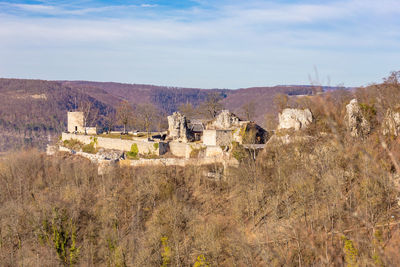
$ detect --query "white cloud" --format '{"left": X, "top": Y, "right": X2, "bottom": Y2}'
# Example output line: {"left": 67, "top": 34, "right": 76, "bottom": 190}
{"left": 140, "top": 4, "right": 158, "bottom": 8}
{"left": 0, "top": 0, "right": 399, "bottom": 87}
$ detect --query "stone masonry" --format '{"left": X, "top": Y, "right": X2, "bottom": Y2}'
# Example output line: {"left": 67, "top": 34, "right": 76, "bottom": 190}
{"left": 67, "top": 112, "right": 85, "bottom": 133}
{"left": 167, "top": 112, "right": 191, "bottom": 142}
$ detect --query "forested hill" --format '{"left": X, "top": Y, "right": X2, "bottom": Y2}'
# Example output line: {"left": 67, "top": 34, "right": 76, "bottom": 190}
{"left": 0, "top": 79, "right": 114, "bottom": 151}
{"left": 0, "top": 78, "right": 344, "bottom": 151}
{"left": 60, "top": 81, "right": 231, "bottom": 114}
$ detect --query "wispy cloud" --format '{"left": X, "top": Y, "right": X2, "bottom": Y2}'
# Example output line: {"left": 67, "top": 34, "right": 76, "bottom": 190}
{"left": 0, "top": 0, "right": 399, "bottom": 88}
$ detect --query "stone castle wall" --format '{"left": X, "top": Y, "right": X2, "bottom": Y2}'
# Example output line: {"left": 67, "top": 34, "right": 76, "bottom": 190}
{"left": 205, "top": 146, "right": 224, "bottom": 157}
{"left": 203, "top": 130, "right": 232, "bottom": 146}
{"left": 168, "top": 141, "right": 203, "bottom": 158}
{"left": 62, "top": 133, "right": 167, "bottom": 155}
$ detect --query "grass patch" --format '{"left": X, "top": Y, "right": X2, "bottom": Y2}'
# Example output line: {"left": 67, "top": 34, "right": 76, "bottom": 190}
{"left": 101, "top": 133, "right": 133, "bottom": 140}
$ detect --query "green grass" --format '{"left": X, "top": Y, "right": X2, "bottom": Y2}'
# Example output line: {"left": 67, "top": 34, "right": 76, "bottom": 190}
{"left": 101, "top": 133, "right": 134, "bottom": 140}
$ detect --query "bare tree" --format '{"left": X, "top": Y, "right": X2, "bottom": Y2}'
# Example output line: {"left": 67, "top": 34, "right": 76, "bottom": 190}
{"left": 116, "top": 100, "right": 134, "bottom": 134}
{"left": 241, "top": 101, "right": 256, "bottom": 121}
{"left": 154, "top": 110, "right": 168, "bottom": 133}
{"left": 103, "top": 106, "right": 116, "bottom": 134}
{"left": 384, "top": 70, "right": 400, "bottom": 84}
{"left": 178, "top": 102, "right": 196, "bottom": 120}
{"left": 264, "top": 112, "right": 278, "bottom": 131}
{"left": 198, "top": 92, "right": 224, "bottom": 119}
{"left": 273, "top": 93, "right": 288, "bottom": 112}
{"left": 136, "top": 103, "right": 159, "bottom": 137}
{"left": 79, "top": 100, "right": 99, "bottom": 134}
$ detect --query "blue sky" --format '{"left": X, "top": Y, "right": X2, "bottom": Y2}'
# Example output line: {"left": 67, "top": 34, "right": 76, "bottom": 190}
{"left": 0, "top": 0, "right": 399, "bottom": 88}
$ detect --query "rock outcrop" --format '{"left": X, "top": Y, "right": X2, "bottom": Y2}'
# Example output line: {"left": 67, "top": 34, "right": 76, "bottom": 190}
{"left": 382, "top": 108, "right": 400, "bottom": 136}
{"left": 345, "top": 99, "right": 370, "bottom": 138}
{"left": 96, "top": 149, "right": 124, "bottom": 161}
{"left": 278, "top": 108, "right": 313, "bottom": 131}
{"left": 167, "top": 112, "right": 191, "bottom": 142}
{"left": 207, "top": 110, "right": 242, "bottom": 129}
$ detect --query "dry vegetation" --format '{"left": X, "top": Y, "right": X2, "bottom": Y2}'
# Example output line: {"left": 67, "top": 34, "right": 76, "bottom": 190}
{"left": 2, "top": 73, "right": 400, "bottom": 266}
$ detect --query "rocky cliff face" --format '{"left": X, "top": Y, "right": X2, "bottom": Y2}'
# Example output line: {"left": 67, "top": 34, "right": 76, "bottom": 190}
{"left": 278, "top": 108, "right": 313, "bottom": 131}
{"left": 345, "top": 99, "right": 370, "bottom": 138}
{"left": 167, "top": 112, "right": 191, "bottom": 142}
{"left": 382, "top": 108, "right": 400, "bottom": 136}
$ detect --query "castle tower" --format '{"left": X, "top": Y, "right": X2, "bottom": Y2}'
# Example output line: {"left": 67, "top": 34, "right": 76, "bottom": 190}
{"left": 67, "top": 111, "right": 84, "bottom": 133}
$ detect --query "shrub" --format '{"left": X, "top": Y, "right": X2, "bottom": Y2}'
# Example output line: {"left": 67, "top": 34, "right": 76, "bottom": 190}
{"left": 359, "top": 102, "right": 377, "bottom": 127}
{"left": 82, "top": 143, "right": 96, "bottom": 154}
{"left": 190, "top": 146, "right": 206, "bottom": 158}
{"left": 342, "top": 236, "right": 358, "bottom": 267}
{"left": 194, "top": 255, "right": 209, "bottom": 267}
{"left": 231, "top": 141, "right": 247, "bottom": 161}
{"left": 40, "top": 209, "right": 80, "bottom": 266}
{"left": 126, "top": 143, "right": 139, "bottom": 159}
{"left": 63, "top": 139, "right": 83, "bottom": 151}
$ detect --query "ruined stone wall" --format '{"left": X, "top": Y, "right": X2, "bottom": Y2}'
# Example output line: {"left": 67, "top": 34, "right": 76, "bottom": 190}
{"left": 167, "top": 112, "right": 191, "bottom": 142}
{"left": 215, "top": 130, "right": 233, "bottom": 146}
{"left": 85, "top": 127, "right": 97, "bottom": 135}
{"left": 203, "top": 130, "right": 217, "bottom": 146}
{"left": 205, "top": 146, "right": 224, "bottom": 157}
{"left": 168, "top": 141, "right": 194, "bottom": 158}
{"left": 62, "top": 133, "right": 166, "bottom": 155}
{"left": 203, "top": 130, "right": 232, "bottom": 146}
{"left": 67, "top": 112, "right": 84, "bottom": 133}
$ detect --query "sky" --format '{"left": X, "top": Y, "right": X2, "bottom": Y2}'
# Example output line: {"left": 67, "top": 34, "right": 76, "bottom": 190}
{"left": 0, "top": 0, "right": 399, "bottom": 88}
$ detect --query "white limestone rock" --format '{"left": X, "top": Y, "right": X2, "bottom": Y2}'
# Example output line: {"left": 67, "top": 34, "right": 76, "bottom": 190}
{"left": 46, "top": 145, "right": 57, "bottom": 155}
{"left": 345, "top": 99, "right": 370, "bottom": 138}
{"left": 96, "top": 149, "right": 124, "bottom": 161}
{"left": 382, "top": 108, "right": 400, "bottom": 136}
{"left": 278, "top": 108, "right": 313, "bottom": 131}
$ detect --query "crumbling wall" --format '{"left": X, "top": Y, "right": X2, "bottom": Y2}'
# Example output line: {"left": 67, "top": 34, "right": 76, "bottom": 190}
{"left": 167, "top": 112, "right": 191, "bottom": 142}
{"left": 206, "top": 110, "right": 242, "bottom": 130}
{"left": 203, "top": 130, "right": 232, "bottom": 146}
{"left": 61, "top": 133, "right": 167, "bottom": 155}
{"left": 205, "top": 146, "right": 225, "bottom": 157}
{"left": 168, "top": 141, "right": 203, "bottom": 158}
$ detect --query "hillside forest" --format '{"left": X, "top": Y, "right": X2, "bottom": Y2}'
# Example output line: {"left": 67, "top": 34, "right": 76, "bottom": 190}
{"left": 0, "top": 78, "right": 330, "bottom": 151}
{"left": 1, "top": 72, "right": 400, "bottom": 265}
